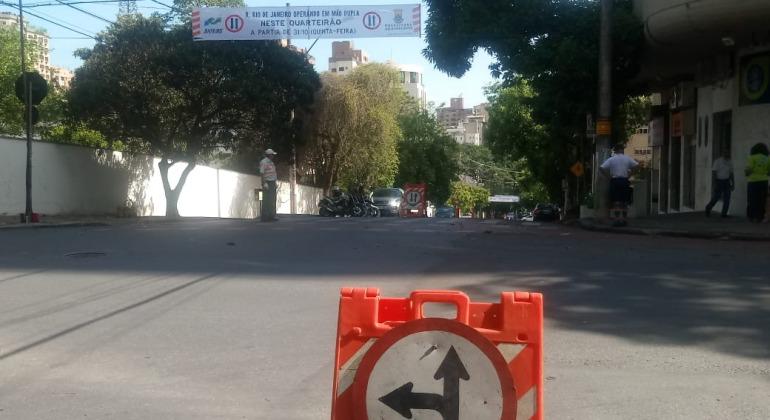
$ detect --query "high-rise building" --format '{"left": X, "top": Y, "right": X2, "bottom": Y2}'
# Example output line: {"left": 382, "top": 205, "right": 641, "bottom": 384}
{"left": 389, "top": 61, "right": 427, "bottom": 109}
{"left": 328, "top": 41, "right": 369, "bottom": 74}
{"left": 0, "top": 12, "right": 49, "bottom": 77}
{"left": 438, "top": 98, "right": 489, "bottom": 146}
{"left": 436, "top": 97, "right": 473, "bottom": 129}
{"left": 48, "top": 66, "right": 74, "bottom": 90}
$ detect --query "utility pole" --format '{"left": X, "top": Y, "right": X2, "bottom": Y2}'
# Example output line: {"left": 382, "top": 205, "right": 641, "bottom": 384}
{"left": 18, "top": 0, "right": 34, "bottom": 223}
{"left": 595, "top": 0, "right": 613, "bottom": 218}
{"left": 287, "top": 2, "right": 297, "bottom": 215}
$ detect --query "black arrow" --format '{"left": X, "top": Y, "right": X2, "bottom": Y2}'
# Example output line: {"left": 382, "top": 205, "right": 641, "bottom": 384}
{"left": 378, "top": 346, "right": 470, "bottom": 420}
{"left": 434, "top": 346, "right": 470, "bottom": 420}
{"left": 379, "top": 382, "right": 444, "bottom": 418}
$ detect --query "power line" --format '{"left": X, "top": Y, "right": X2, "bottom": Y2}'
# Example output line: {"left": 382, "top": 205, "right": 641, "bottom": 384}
{"left": 147, "top": 0, "right": 172, "bottom": 9}
{"left": 52, "top": 0, "right": 115, "bottom": 24}
{"left": 24, "top": 6, "right": 97, "bottom": 35}
{"left": 0, "top": 1, "right": 97, "bottom": 38}
{"left": 26, "top": 0, "right": 121, "bottom": 7}
{"left": 23, "top": 9, "right": 97, "bottom": 38}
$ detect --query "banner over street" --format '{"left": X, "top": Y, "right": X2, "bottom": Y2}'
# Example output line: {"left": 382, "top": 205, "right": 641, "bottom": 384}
{"left": 193, "top": 4, "right": 421, "bottom": 41}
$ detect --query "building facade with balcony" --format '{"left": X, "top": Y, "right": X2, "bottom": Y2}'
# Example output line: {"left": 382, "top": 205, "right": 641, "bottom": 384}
{"left": 634, "top": 0, "right": 770, "bottom": 216}
{"left": 389, "top": 62, "right": 427, "bottom": 109}
{"left": 328, "top": 40, "right": 369, "bottom": 75}
{"left": 1, "top": 12, "right": 74, "bottom": 90}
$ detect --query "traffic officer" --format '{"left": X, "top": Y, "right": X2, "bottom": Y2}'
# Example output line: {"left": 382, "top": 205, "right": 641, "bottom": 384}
{"left": 259, "top": 149, "right": 278, "bottom": 222}
{"left": 600, "top": 144, "right": 639, "bottom": 226}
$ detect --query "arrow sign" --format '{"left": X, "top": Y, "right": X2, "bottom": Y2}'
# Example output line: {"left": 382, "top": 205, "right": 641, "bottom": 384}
{"left": 379, "top": 346, "right": 470, "bottom": 420}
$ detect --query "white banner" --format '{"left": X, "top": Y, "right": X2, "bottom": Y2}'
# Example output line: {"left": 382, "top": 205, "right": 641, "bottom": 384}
{"left": 193, "top": 4, "right": 421, "bottom": 41}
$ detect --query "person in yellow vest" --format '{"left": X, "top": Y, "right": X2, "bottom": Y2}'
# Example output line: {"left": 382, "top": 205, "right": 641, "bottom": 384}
{"left": 259, "top": 149, "right": 278, "bottom": 222}
{"left": 745, "top": 143, "right": 770, "bottom": 223}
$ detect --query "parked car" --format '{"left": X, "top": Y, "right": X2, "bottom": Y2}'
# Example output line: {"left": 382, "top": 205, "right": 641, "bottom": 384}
{"left": 371, "top": 188, "right": 404, "bottom": 216}
{"left": 435, "top": 206, "right": 455, "bottom": 218}
{"left": 533, "top": 203, "right": 560, "bottom": 222}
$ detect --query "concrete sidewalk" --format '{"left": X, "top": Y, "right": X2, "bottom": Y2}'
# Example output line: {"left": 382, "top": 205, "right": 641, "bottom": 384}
{"left": 578, "top": 212, "right": 770, "bottom": 241}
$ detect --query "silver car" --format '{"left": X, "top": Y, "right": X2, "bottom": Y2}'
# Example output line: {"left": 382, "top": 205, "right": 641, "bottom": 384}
{"left": 371, "top": 188, "right": 404, "bottom": 216}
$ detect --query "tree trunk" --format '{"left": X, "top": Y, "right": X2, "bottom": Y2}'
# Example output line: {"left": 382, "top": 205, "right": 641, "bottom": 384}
{"left": 158, "top": 158, "right": 196, "bottom": 218}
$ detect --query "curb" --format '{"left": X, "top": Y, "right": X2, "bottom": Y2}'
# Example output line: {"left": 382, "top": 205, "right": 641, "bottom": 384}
{"left": 0, "top": 222, "right": 110, "bottom": 230}
{"left": 576, "top": 219, "right": 770, "bottom": 242}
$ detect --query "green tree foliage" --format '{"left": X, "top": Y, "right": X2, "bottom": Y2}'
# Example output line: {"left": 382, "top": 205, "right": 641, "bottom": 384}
{"left": 618, "top": 95, "right": 652, "bottom": 141}
{"left": 305, "top": 64, "right": 403, "bottom": 191}
{"left": 168, "top": 0, "right": 244, "bottom": 21}
{"left": 40, "top": 123, "right": 119, "bottom": 150}
{"left": 0, "top": 25, "right": 43, "bottom": 135}
{"left": 69, "top": 15, "right": 319, "bottom": 216}
{"left": 424, "top": 0, "right": 645, "bottom": 200}
{"left": 482, "top": 82, "right": 559, "bottom": 199}
{"left": 449, "top": 181, "right": 489, "bottom": 214}
{"left": 395, "top": 106, "right": 459, "bottom": 204}
{"left": 457, "top": 144, "right": 548, "bottom": 207}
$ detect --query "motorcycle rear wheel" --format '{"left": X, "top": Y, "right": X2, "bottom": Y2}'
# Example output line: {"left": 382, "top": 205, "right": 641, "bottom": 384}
{"left": 351, "top": 205, "right": 365, "bottom": 217}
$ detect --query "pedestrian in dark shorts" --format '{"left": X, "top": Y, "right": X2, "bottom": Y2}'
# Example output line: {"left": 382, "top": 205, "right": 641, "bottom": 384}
{"left": 600, "top": 144, "right": 639, "bottom": 226}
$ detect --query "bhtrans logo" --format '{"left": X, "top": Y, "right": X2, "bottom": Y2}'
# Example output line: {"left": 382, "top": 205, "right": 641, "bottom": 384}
{"left": 204, "top": 17, "right": 221, "bottom": 27}
{"left": 203, "top": 16, "right": 223, "bottom": 34}
{"left": 393, "top": 9, "right": 403, "bottom": 24}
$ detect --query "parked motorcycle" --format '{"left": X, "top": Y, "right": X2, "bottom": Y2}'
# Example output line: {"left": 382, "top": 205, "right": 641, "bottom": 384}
{"left": 319, "top": 189, "right": 366, "bottom": 217}
{"left": 350, "top": 191, "right": 380, "bottom": 217}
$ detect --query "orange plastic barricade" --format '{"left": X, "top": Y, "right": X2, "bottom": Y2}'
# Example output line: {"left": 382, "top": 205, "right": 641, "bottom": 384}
{"left": 331, "top": 288, "right": 544, "bottom": 420}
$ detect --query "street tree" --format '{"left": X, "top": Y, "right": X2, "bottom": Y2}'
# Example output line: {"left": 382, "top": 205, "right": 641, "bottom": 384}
{"left": 457, "top": 144, "right": 548, "bottom": 207}
{"left": 305, "top": 64, "right": 403, "bottom": 191}
{"left": 424, "top": 0, "right": 645, "bottom": 199}
{"left": 395, "top": 106, "right": 459, "bottom": 204}
{"left": 0, "top": 25, "right": 44, "bottom": 135}
{"left": 69, "top": 15, "right": 319, "bottom": 216}
{"left": 449, "top": 181, "right": 489, "bottom": 215}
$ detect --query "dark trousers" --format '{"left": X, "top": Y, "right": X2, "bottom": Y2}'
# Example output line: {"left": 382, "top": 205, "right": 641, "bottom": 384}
{"left": 609, "top": 177, "right": 631, "bottom": 206}
{"left": 746, "top": 180, "right": 768, "bottom": 222}
{"left": 705, "top": 179, "right": 732, "bottom": 216}
{"left": 261, "top": 180, "right": 277, "bottom": 222}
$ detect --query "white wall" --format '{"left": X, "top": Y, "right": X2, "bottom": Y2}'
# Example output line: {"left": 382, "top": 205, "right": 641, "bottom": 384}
{"left": 733, "top": 102, "right": 770, "bottom": 215}
{"left": 0, "top": 137, "right": 321, "bottom": 218}
{"left": 696, "top": 80, "right": 734, "bottom": 212}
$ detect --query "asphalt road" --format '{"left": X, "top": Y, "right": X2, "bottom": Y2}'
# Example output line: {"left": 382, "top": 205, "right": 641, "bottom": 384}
{"left": 0, "top": 216, "right": 768, "bottom": 419}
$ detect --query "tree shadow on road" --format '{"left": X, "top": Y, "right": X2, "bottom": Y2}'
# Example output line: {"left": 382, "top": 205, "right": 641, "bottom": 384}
{"left": 0, "top": 220, "right": 768, "bottom": 362}
{"left": 455, "top": 269, "right": 770, "bottom": 360}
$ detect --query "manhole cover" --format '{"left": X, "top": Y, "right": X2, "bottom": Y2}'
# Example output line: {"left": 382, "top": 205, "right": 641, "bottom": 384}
{"left": 64, "top": 251, "right": 107, "bottom": 259}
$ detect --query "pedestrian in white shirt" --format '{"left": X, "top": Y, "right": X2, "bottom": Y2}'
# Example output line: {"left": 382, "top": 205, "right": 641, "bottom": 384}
{"left": 705, "top": 150, "right": 734, "bottom": 218}
{"left": 600, "top": 144, "right": 639, "bottom": 226}
{"left": 259, "top": 149, "right": 278, "bottom": 222}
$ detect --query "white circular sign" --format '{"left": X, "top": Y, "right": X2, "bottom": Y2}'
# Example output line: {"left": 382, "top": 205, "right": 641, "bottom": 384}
{"left": 367, "top": 330, "right": 503, "bottom": 419}
{"left": 406, "top": 190, "right": 421, "bottom": 206}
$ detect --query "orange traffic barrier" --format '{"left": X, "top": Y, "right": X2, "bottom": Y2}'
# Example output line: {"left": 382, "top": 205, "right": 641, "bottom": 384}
{"left": 331, "top": 288, "right": 544, "bottom": 420}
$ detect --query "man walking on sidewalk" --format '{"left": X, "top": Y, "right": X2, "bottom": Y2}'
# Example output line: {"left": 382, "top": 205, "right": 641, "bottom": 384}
{"left": 705, "top": 149, "right": 734, "bottom": 218}
{"left": 260, "top": 149, "right": 278, "bottom": 222}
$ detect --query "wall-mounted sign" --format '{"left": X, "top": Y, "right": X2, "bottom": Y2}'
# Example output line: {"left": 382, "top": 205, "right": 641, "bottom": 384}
{"left": 740, "top": 52, "right": 770, "bottom": 106}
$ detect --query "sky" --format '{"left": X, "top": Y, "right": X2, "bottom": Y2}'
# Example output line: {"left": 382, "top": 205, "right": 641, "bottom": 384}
{"left": 1, "top": 0, "right": 498, "bottom": 107}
